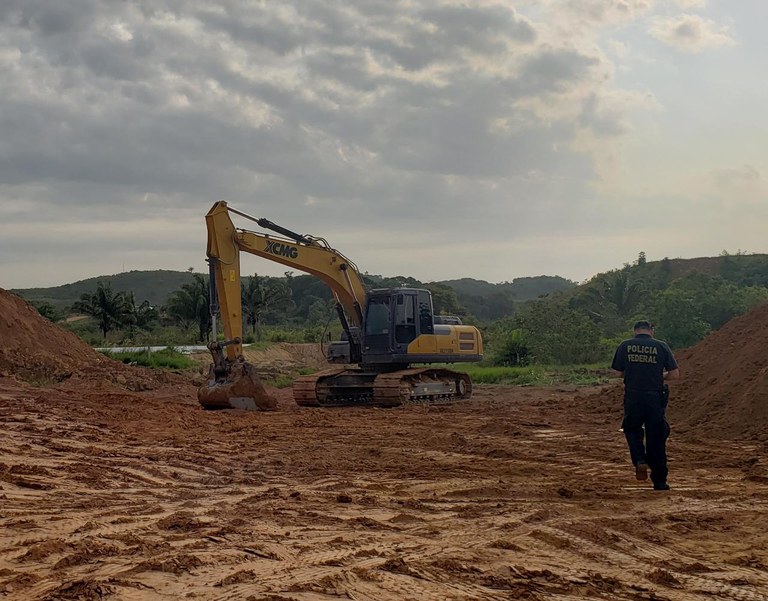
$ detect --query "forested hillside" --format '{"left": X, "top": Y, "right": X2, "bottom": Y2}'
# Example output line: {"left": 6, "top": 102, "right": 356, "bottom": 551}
{"left": 441, "top": 276, "right": 576, "bottom": 321}
{"left": 486, "top": 252, "right": 768, "bottom": 367}
{"left": 13, "top": 270, "right": 573, "bottom": 319}
{"left": 14, "top": 270, "right": 197, "bottom": 309}
{"left": 12, "top": 252, "right": 768, "bottom": 367}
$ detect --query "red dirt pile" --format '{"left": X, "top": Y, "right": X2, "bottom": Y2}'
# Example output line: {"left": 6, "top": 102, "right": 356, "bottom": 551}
{"left": 671, "top": 302, "right": 768, "bottom": 441}
{"left": 580, "top": 302, "right": 768, "bottom": 441}
{"left": 0, "top": 288, "right": 109, "bottom": 382}
{"left": 0, "top": 288, "right": 188, "bottom": 392}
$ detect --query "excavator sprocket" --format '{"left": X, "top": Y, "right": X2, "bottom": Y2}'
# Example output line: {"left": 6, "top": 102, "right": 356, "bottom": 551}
{"left": 292, "top": 367, "right": 471, "bottom": 408}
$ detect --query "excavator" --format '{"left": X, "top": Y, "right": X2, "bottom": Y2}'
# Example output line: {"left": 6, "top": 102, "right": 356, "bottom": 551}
{"left": 197, "top": 201, "right": 483, "bottom": 410}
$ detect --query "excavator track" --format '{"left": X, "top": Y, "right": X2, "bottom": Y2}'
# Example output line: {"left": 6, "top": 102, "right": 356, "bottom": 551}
{"left": 292, "top": 367, "right": 472, "bottom": 408}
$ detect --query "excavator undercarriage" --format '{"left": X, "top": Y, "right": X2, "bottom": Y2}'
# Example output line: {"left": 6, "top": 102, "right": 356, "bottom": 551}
{"left": 293, "top": 367, "right": 472, "bottom": 407}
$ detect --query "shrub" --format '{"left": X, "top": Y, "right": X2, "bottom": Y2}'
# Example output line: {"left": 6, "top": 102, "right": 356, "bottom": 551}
{"left": 100, "top": 347, "right": 196, "bottom": 370}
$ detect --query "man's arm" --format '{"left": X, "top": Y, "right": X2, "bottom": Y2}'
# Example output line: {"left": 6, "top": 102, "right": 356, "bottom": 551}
{"left": 610, "top": 342, "right": 626, "bottom": 377}
{"left": 664, "top": 368, "right": 680, "bottom": 380}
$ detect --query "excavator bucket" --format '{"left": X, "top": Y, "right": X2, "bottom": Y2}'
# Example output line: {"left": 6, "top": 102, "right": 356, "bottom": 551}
{"left": 198, "top": 352, "right": 277, "bottom": 411}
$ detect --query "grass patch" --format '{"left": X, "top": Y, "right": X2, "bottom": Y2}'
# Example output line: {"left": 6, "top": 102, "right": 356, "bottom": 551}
{"left": 262, "top": 367, "right": 317, "bottom": 388}
{"left": 101, "top": 347, "right": 196, "bottom": 370}
{"left": 439, "top": 363, "right": 612, "bottom": 387}
{"left": 263, "top": 374, "right": 295, "bottom": 388}
{"left": 260, "top": 364, "right": 610, "bottom": 390}
{"left": 241, "top": 340, "right": 272, "bottom": 351}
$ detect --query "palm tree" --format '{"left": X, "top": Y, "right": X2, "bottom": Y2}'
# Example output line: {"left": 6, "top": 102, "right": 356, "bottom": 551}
{"left": 165, "top": 275, "right": 212, "bottom": 342}
{"left": 73, "top": 282, "right": 132, "bottom": 339}
{"left": 124, "top": 292, "right": 158, "bottom": 333}
{"left": 242, "top": 274, "right": 293, "bottom": 337}
{"left": 579, "top": 269, "right": 645, "bottom": 319}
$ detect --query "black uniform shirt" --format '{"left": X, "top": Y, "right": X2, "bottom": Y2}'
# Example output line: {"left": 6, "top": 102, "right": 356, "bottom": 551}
{"left": 611, "top": 333, "right": 678, "bottom": 392}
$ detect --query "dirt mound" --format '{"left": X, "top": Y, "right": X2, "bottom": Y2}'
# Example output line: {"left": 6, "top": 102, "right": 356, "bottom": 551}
{"left": 670, "top": 302, "right": 768, "bottom": 440}
{"left": 242, "top": 342, "right": 328, "bottom": 371}
{"left": 190, "top": 342, "right": 329, "bottom": 378}
{"left": 0, "top": 288, "right": 190, "bottom": 392}
{"left": 0, "top": 288, "right": 109, "bottom": 382}
{"left": 580, "top": 302, "right": 768, "bottom": 441}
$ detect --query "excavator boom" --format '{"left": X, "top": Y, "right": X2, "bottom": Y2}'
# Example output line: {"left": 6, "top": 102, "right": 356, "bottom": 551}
{"left": 205, "top": 201, "right": 365, "bottom": 361}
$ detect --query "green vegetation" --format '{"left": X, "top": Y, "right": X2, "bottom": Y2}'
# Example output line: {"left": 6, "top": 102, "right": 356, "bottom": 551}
{"left": 73, "top": 282, "right": 135, "bottom": 339}
{"left": 13, "top": 251, "right": 768, "bottom": 379}
{"left": 13, "top": 270, "right": 574, "bottom": 326}
{"left": 439, "top": 363, "right": 610, "bottom": 387}
{"left": 31, "top": 301, "right": 62, "bottom": 323}
{"left": 483, "top": 252, "right": 768, "bottom": 366}
{"left": 100, "top": 347, "right": 196, "bottom": 370}
{"left": 242, "top": 273, "right": 294, "bottom": 337}
{"left": 165, "top": 274, "right": 212, "bottom": 342}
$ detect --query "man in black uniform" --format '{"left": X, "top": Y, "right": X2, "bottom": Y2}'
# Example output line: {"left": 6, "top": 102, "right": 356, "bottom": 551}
{"left": 611, "top": 321, "right": 679, "bottom": 490}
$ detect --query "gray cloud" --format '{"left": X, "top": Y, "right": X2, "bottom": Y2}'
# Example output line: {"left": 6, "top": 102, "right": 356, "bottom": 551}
{"left": 673, "top": 0, "right": 707, "bottom": 8}
{"left": 648, "top": 14, "right": 735, "bottom": 52}
{"left": 560, "top": 0, "right": 655, "bottom": 27}
{"left": 578, "top": 94, "right": 630, "bottom": 137}
{"left": 0, "top": 0, "right": 671, "bottom": 287}
{"left": 712, "top": 165, "right": 760, "bottom": 188}
{"left": 516, "top": 47, "right": 601, "bottom": 95}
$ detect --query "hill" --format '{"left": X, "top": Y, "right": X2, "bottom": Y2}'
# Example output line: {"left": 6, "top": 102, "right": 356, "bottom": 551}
{"left": 603, "top": 253, "right": 768, "bottom": 287}
{"left": 12, "top": 270, "right": 576, "bottom": 319}
{"left": 442, "top": 276, "right": 577, "bottom": 321}
{"left": 13, "top": 270, "right": 199, "bottom": 309}
{"left": 12, "top": 252, "right": 768, "bottom": 324}
{"left": 442, "top": 276, "right": 575, "bottom": 297}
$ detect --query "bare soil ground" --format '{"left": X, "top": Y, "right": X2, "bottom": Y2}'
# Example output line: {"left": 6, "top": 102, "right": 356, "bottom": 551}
{"left": 2, "top": 378, "right": 768, "bottom": 601}
{"left": 3, "top": 288, "right": 768, "bottom": 600}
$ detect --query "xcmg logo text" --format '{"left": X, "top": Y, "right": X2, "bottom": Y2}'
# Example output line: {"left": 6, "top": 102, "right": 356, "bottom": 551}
{"left": 265, "top": 241, "right": 299, "bottom": 259}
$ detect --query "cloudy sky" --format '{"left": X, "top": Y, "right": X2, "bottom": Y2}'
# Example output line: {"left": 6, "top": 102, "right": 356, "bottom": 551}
{"left": 1, "top": 0, "right": 765, "bottom": 289}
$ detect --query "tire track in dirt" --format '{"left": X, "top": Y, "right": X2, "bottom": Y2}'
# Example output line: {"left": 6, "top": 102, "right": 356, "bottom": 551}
{"left": 3, "top": 380, "right": 768, "bottom": 600}
{"left": 523, "top": 522, "right": 768, "bottom": 600}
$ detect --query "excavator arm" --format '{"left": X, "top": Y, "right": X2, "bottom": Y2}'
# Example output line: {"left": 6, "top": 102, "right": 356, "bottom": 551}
{"left": 198, "top": 201, "right": 370, "bottom": 410}
{"left": 205, "top": 200, "right": 366, "bottom": 361}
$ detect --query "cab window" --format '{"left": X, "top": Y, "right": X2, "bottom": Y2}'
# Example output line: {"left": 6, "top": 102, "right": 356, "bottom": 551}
{"left": 365, "top": 297, "right": 391, "bottom": 335}
{"left": 395, "top": 294, "right": 417, "bottom": 344}
{"left": 417, "top": 291, "right": 434, "bottom": 335}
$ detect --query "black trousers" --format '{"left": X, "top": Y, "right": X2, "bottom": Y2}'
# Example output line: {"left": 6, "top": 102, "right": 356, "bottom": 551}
{"left": 622, "top": 390, "right": 670, "bottom": 485}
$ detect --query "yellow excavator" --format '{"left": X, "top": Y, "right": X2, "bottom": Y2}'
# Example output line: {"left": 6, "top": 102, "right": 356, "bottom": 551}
{"left": 197, "top": 201, "right": 483, "bottom": 410}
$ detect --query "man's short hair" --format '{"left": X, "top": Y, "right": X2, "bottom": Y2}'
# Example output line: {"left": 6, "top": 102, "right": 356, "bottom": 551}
{"left": 633, "top": 320, "right": 654, "bottom": 331}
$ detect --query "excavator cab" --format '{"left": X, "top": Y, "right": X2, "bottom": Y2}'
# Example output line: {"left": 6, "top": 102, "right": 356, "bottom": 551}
{"left": 362, "top": 288, "right": 429, "bottom": 364}
{"left": 325, "top": 288, "right": 429, "bottom": 365}
{"left": 326, "top": 288, "right": 481, "bottom": 367}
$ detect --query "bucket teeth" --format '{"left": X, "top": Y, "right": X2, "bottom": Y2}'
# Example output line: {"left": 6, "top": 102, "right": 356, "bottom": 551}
{"left": 198, "top": 357, "right": 277, "bottom": 411}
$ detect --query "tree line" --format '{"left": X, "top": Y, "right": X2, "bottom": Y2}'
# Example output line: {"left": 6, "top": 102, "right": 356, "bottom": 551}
{"left": 47, "top": 269, "right": 469, "bottom": 345}
{"left": 489, "top": 252, "right": 768, "bottom": 366}
{"left": 35, "top": 251, "right": 768, "bottom": 366}
{"left": 46, "top": 273, "right": 299, "bottom": 345}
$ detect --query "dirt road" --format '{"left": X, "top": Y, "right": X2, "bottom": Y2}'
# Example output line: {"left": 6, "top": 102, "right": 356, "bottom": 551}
{"left": 1, "top": 379, "right": 767, "bottom": 601}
